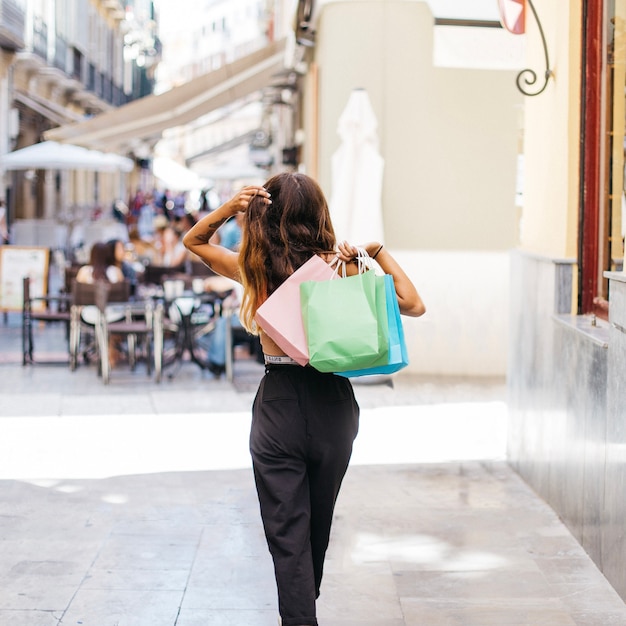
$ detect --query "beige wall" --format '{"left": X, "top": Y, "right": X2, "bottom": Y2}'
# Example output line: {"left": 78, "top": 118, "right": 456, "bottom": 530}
{"left": 311, "top": 0, "right": 521, "bottom": 252}
{"left": 303, "top": 0, "right": 522, "bottom": 376}
{"left": 518, "top": 0, "right": 581, "bottom": 258}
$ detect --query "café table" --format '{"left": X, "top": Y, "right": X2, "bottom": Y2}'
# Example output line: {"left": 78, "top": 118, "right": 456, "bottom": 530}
{"left": 160, "top": 288, "right": 233, "bottom": 379}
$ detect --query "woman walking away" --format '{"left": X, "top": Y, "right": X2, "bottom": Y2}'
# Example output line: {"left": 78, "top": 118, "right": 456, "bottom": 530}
{"left": 183, "top": 172, "right": 425, "bottom": 626}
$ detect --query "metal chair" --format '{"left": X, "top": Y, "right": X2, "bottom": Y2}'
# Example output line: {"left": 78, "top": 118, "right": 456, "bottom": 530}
{"left": 223, "top": 298, "right": 262, "bottom": 383}
{"left": 22, "top": 276, "right": 72, "bottom": 365}
{"left": 70, "top": 280, "right": 163, "bottom": 384}
{"left": 189, "top": 259, "right": 217, "bottom": 278}
{"left": 99, "top": 293, "right": 163, "bottom": 385}
{"left": 142, "top": 263, "right": 186, "bottom": 287}
{"left": 69, "top": 280, "right": 129, "bottom": 372}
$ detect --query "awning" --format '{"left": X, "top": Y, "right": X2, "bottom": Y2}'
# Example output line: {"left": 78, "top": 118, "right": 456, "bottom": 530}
{"left": 14, "top": 91, "right": 84, "bottom": 126}
{"left": 44, "top": 39, "right": 287, "bottom": 153}
{"left": 152, "top": 156, "right": 210, "bottom": 190}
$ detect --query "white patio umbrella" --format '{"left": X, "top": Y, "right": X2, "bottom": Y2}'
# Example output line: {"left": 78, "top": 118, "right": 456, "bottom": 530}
{"left": 153, "top": 156, "right": 210, "bottom": 191}
{"left": 1, "top": 141, "right": 133, "bottom": 172}
{"left": 329, "top": 88, "right": 385, "bottom": 245}
{"left": 201, "top": 162, "right": 268, "bottom": 182}
{"left": 98, "top": 151, "right": 135, "bottom": 173}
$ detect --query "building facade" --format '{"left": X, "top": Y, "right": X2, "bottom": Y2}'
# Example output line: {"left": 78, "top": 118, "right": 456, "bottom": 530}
{"left": 42, "top": 0, "right": 294, "bottom": 208}
{"left": 0, "top": 0, "right": 158, "bottom": 231}
{"left": 153, "top": 0, "right": 283, "bottom": 189}
{"left": 507, "top": 0, "right": 626, "bottom": 601}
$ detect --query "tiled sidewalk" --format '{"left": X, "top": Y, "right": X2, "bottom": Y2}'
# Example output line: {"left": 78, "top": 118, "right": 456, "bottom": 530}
{"left": 1, "top": 316, "right": 626, "bottom": 625}
{"left": 2, "top": 458, "right": 626, "bottom": 626}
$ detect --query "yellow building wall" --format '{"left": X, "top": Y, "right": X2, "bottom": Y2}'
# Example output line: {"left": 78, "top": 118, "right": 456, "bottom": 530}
{"left": 518, "top": 0, "right": 581, "bottom": 258}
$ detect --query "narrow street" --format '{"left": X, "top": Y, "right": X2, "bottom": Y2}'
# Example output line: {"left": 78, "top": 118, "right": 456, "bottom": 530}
{"left": 1, "top": 317, "right": 625, "bottom": 625}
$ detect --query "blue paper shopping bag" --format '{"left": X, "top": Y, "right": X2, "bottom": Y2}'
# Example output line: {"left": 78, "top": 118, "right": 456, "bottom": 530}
{"left": 337, "top": 274, "right": 409, "bottom": 377}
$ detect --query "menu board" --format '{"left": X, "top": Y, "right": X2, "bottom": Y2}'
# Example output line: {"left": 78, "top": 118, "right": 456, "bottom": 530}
{"left": 0, "top": 246, "right": 49, "bottom": 312}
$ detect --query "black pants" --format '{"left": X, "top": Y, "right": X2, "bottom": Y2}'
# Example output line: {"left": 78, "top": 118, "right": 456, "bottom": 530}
{"left": 250, "top": 365, "right": 360, "bottom": 626}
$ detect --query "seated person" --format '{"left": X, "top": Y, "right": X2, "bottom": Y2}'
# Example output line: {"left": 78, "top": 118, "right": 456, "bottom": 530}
{"left": 128, "top": 226, "right": 158, "bottom": 265}
{"left": 214, "top": 213, "right": 243, "bottom": 251}
{"left": 107, "top": 238, "right": 140, "bottom": 295}
{"left": 75, "top": 241, "right": 124, "bottom": 286}
{"left": 174, "top": 212, "right": 197, "bottom": 235}
{"left": 75, "top": 242, "right": 127, "bottom": 365}
{"left": 195, "top": 277, "right": 259, "bottom": 377}
{"left": 160, "top": 226, "right": 188, "bottom": 268}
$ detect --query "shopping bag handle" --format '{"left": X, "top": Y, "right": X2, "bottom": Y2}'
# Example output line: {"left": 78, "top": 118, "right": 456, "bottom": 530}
{"left": 329, "top": 255, "right": 347, "bottom": 278}
{"left": 355, "top": 246, "right": 375, "bottom": 273}
{"left": 329, "top": 247, "right": 375, "bottom": 278}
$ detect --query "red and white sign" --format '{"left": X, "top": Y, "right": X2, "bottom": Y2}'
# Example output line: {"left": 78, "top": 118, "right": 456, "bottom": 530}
{"left": 498, "top": 0, "right": 526, "bottom": 34}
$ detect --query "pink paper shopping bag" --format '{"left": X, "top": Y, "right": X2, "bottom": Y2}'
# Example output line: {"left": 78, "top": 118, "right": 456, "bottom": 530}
{"left": 255, "top": 255, "right": 336, "bottom": 365}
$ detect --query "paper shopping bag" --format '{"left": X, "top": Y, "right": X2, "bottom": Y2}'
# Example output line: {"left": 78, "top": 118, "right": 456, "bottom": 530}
{"left": 301, "top": 268, "right": 389, "bottom": 373}
{"left": 337, "top": 274, "right": 409, "bottom": 377}
{"left": 255, "top": 255, "right": 336, "bottom": 366}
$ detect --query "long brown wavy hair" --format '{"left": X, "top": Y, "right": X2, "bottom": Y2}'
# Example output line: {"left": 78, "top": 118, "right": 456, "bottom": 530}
{"left": 90, "top": 242, "right": 114, "bottom": 281}
{"left": 238, "top": 172, "right": 336, "bottom": 333}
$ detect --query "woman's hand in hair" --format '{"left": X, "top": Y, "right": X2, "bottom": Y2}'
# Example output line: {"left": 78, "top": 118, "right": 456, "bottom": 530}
{"left": 229, "top": 185, "right": 271, "bottom": 214}
{"left": 183, "top": 184, "right": 267, "bottom": 281}
{"left": 335, "top": 240, "right": 362, "bottom": 263}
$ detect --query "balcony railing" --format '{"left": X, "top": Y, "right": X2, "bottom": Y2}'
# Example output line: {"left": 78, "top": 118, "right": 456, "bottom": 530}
{"left": 7, "top": 8, "right": 146, "bottom": 111}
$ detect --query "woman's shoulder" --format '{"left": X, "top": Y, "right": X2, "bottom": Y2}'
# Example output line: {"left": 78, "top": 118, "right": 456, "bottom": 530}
{"left": 75, "top": 265, "right": 93, "bottom": 283}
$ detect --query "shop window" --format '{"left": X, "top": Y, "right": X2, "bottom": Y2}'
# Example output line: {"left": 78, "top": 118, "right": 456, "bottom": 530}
{"left": 580, "top": 0, "right": 626, "bottom": 317}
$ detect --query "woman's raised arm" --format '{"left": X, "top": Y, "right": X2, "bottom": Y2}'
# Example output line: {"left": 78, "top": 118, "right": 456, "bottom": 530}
{"left": 183, "top": 185, "right": 270, "bottom": 280}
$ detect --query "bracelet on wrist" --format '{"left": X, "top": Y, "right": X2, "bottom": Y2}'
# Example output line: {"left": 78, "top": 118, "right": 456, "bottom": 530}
{"left": 372, "top": 244, "right": 383, "bottom": 260}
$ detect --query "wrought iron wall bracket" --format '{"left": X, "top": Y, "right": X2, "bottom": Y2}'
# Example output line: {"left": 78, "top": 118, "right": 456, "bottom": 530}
{"left": 516, "top": 0, "right": 553, "bottom": 96}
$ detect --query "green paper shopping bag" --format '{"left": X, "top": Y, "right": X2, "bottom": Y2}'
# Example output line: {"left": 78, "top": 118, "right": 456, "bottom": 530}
{"left": 300, "top": 267, "right": 389, "bottom": 373}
